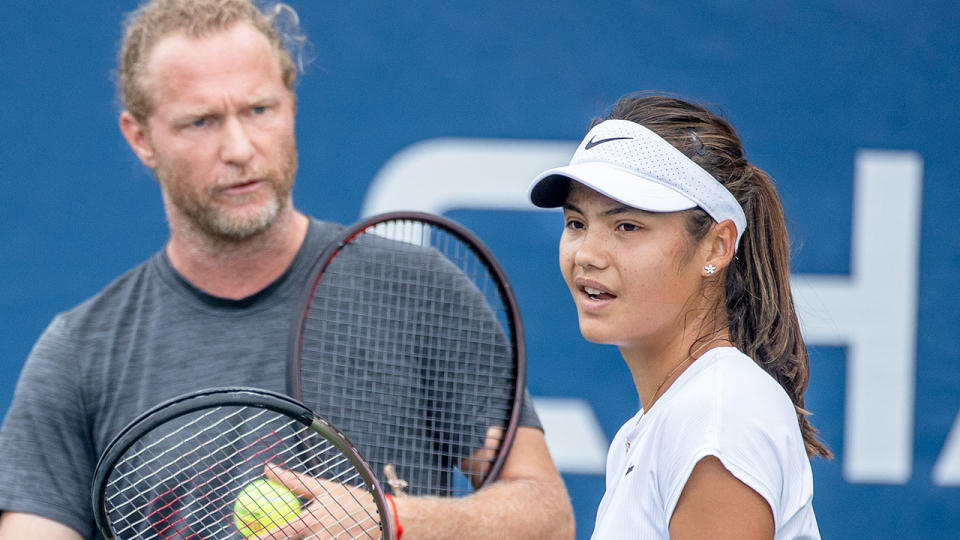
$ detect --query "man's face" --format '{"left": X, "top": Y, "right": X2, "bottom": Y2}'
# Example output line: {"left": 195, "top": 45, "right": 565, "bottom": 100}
{"left": 133, "top": 22, "right": 297, "bottom": 241}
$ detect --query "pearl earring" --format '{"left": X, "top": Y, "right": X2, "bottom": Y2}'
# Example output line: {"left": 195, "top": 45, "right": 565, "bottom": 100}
{"left": 704, "top": 263, "right": 717, "bottom": 275}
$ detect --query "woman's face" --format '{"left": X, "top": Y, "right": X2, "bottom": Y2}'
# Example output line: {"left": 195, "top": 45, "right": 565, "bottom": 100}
{"left": 559, "top": 183, "right": 709, "bottom": 351}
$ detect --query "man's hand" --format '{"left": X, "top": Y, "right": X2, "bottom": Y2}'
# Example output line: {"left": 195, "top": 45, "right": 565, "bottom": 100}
{"left": 242, "top": 463, "right": 386, "bottom": 540}
{"left": 392, "top": 427, "right": 575, "bottom": 540}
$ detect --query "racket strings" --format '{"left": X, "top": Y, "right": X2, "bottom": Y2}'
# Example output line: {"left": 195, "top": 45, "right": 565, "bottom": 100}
{"left": 107, "top": 408, "right": 258, "bottom": 535}
{"left": 103, "top": 405, "right": 383, "bottom": 539}
{"left": 299, "top": 220, "right": 518, "bottom": 497}
{"left": 108, "top": 408, "right": 304, "bottom": 536}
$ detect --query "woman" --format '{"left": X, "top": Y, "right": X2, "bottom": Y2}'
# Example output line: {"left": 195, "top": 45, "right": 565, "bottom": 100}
{"left": 528, "top": 95, "right": 831, "bottom": 539}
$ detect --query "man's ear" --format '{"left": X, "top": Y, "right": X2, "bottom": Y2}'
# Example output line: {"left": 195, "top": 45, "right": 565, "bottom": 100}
{"left": 119, "top": 111, "right": 157, "bottom": 169}
{"left": 703, "top": 219, "right": 737, "bottom": 274}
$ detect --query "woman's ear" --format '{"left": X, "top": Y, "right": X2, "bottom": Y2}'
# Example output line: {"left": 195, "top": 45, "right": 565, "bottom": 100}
{"left": 702, "top": 220, "right": 737, "bottom": 276}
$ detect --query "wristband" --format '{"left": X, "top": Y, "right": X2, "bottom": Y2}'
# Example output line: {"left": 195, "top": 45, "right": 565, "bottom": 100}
{"left": 385, "top": 493, "right": 404, "bottom": 539}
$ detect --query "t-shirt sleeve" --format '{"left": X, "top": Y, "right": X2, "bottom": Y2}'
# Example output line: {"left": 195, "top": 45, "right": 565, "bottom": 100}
{"left": 658, "top": 375, "right": 790, "bottom": 527}
{"left": 0, "top": 315, "right": 97, "bottom": 538}
{"left": 517, "top": 387, "right": 542, "bottom": 431}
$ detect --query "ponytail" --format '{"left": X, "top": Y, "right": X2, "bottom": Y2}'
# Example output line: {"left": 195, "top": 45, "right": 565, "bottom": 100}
{"left": 727, "top": 164, "right": 832, "bottom": 459}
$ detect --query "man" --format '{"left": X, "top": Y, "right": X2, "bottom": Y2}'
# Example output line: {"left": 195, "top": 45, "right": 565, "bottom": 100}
{"left": 0, "top": 1, "right": 574, "bottom": 538}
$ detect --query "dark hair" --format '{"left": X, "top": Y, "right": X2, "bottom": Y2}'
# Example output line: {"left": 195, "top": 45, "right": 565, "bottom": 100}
{"left": 597, "top": 94, "right": 831, "bottom": 459}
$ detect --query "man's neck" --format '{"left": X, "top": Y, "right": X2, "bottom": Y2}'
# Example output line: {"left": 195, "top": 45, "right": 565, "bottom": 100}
{"left": 165, "top": 209, "right": 310, "bottom": 300}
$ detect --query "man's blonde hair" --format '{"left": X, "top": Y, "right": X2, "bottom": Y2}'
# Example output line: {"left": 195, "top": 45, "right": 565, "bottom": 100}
{"left": 118, "top": 0, "right": 305, "bottom": 123}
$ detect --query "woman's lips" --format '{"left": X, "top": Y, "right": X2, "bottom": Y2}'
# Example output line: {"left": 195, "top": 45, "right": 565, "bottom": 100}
{"left": 575, "top": 278, "right": 617, "bottom": 311}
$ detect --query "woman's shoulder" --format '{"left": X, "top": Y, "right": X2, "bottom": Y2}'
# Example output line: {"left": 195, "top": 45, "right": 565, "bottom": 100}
{"left": 655, "top": 348, "right": 815, "bottom": 532}
{"left": 679, "top": 347, "right": 796, "bottom": 418}
{"left": 655, "top": 347, "right": 802, "bottom": 460}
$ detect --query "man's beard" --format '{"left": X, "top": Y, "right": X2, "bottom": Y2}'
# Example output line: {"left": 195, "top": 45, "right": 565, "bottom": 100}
{"left": 154, "top": 149, "right": 298, "bottom": 242}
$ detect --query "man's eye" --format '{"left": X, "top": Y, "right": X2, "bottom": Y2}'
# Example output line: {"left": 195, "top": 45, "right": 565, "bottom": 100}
{"left": 190, "top": 117, "right": 207, "bottom": 128}
{"left": 251, "top": 106, "right": 267, "bottom": 115}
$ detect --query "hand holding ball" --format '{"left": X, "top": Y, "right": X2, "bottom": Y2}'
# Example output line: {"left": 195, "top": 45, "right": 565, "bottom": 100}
{"left": 234, "top": 478, "right": 302, "bottom": 538}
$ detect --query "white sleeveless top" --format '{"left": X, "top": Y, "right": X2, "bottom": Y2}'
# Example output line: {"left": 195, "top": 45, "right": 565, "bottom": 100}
{"left": 591, "top": 347, "right": 820, "bottom": 539}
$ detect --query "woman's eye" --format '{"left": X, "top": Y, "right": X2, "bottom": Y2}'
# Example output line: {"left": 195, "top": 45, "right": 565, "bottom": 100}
{"left": 565, "top": 219, "right": 585, "bottom": 230}
{"left": 617, "top": 222, "right": 641, "bottom": 232}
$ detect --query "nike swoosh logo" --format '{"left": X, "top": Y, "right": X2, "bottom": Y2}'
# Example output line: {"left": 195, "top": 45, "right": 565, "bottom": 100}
{"left": 584, "top": 135, "right": 632, "bottom": 150}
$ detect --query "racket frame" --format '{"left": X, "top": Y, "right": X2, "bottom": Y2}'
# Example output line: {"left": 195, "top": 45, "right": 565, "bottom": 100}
{"left": 91, "top": 387, "right": 394, "bottom": 540}
{"left": 288, "top": 211, "right": 527, "bottom": 492}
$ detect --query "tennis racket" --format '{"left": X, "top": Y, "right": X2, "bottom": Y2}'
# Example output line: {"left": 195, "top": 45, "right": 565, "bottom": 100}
{"left": 91, "top": 387, "right": 395, "bottom": 540}
{"left": 289, "top": 211, "right": 525, "bottom": 498}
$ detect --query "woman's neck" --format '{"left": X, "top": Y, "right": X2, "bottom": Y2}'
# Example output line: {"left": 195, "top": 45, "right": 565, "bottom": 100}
{"left": 621, "top": 329, "right": 732, "bottom": 412}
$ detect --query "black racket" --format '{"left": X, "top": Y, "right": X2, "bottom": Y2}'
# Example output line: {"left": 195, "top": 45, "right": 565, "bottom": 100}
{"left": 92, "top": 387, "right": 395, "bottom": 540}
{"left": 290, "top": 211, "right": 525, "bottom": 498}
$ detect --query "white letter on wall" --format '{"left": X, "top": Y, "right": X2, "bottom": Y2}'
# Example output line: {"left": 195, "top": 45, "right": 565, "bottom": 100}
{"left": 792, "top": 150, "right": 922, "bottom": 484}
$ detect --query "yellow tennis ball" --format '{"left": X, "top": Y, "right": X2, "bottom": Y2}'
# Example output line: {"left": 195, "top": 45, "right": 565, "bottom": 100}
{"left": 233, "top": 478, "right": 302, "bottom": 538}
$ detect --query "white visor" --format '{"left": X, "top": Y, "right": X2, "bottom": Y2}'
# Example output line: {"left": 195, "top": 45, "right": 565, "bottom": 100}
{"left": 529, "top": 119, "right": 747, "bottom": 249}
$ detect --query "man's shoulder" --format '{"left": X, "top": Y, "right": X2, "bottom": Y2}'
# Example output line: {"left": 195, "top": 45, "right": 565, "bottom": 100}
{"left": 53, "top": 254, "right": 162, "bottom": 337}
{"left": 54, "top": 217, "right": 343, "bottom": 334}
{"left": 306, "top": 217, "right": 345, "bottom": 242}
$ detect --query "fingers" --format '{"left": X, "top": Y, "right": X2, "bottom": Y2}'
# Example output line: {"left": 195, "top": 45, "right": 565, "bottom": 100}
{"left": 265, "top": 462, "right": 322, "bottom": 500}
{"left": 460, "top": 425, "right": 504, "bottom": 485}
{"left": 257, "top": 463, "right": 383, "bottom": 539}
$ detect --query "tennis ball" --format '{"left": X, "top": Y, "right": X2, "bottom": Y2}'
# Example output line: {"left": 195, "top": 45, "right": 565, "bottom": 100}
{"left": 233, "top": 478, "right": 302, "bottom": 538}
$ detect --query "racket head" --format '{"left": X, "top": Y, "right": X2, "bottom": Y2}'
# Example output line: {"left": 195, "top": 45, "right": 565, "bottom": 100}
{"left": 290, "top": 211, "right": 526, "bottom": 497}
{"left": 91, "top": 387, "right": 393, "bottom": 540}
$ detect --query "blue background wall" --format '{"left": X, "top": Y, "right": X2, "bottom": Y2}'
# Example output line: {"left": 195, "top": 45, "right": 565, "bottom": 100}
{"left": 2, "top": 1, "right": 958, "bottom": 537}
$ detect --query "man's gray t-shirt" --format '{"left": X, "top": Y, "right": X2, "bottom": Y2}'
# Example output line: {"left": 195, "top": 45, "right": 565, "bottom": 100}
{"left": 0, "top": 219, "right": 541, "bottom": 538}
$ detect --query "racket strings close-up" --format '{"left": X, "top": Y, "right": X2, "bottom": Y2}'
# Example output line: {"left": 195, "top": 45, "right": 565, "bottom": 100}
{"left": 295, "top": 216, "right": 521, "bottom": 499}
